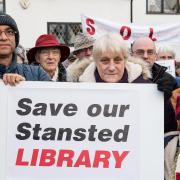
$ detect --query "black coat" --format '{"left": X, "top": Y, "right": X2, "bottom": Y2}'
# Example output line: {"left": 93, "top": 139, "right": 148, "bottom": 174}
{"left": 152, "top": 63, "right": 177, "bottom": 133}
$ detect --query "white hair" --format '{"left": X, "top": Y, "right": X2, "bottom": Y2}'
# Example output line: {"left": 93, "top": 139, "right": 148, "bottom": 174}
{"left": 157, "top": 44, "right": 175, "bottom": 58}
{"left": 93, "top": 33, "right": 129, "bottom": 61}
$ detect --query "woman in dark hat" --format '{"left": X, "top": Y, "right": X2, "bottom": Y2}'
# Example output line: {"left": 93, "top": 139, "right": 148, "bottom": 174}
{"left": 27, "top": 34, "right": 70, "bottom": 81}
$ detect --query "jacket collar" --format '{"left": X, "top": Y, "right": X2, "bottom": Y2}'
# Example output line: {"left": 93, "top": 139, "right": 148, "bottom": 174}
{"left": 6, "top": 53, "right": 17, "bottom": 73}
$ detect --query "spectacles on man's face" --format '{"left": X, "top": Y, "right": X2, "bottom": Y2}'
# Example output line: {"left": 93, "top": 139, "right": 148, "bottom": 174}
{"left": 134, "top": 49, "right": 155, "bottom": 56}
{"left": 0, "top": 29, "right": 17, "bottom": 37}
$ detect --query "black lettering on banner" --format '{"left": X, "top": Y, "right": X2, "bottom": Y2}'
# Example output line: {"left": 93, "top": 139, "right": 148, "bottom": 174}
{"left": 50, "top": 103, "right": 63, "bottom": 116}
{"left": 103, "top": 104, "right": 118, "bottom": 117}
{"left": 15, "top": 123, "right": 130, "bottom": 143}
{"left": 16, "top": 98, "right": 78, "bottom": 117}
{"left": 16, "top": 98, "right": 32, "bottom": 116}
{"left": 114, "top": 125, "right": 130, "bottom": 142}
{"left": 33, "top": 124, "right": 42, "bottom": 140}
{"left": 63, "top": 103, "right": 78, "bottom": 116}
{"left": 42, "top": 128, "right": 56, "bottom": 140}
{"left": 73, "top": 128, "right": 86, "bottom": 141}
{"left": 88, "top": 104, "right": 130, "bottom": 117}
{"left": 87, "top": 104, "right": 101, "bottom": 117}
{"left": 33, "top": 103, "right": 47, "bottom": 116}
{"left": 16, "top": 122, "right": 31, "bottom": 140}
{"left": 98, "top": 129, "right": 112, "bottom": 142}
{"left": 88, "top": 125, "right": 98, "bottom": 141}
{"left": 57, "top": 128, "right": 72, "bottom": 141}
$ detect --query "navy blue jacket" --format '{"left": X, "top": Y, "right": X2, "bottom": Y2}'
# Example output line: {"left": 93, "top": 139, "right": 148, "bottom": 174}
{"left": 0, "top": 54, "right": 50, "bottom": 81}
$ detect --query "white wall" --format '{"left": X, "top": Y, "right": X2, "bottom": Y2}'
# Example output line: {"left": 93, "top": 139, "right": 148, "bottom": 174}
{"left": 6, "top": 0, "right": 180, "bottom": 60}
{"left": 134, "top": 0, "right": 180, "bottom": 24}
{"left": 134, "top": 0, "right": 180, "bottom": 60}
{"left": 6, "top": 0, "right": 130, "bottom": 48}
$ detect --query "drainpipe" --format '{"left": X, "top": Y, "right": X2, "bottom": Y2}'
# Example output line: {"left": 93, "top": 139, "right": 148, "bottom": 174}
{"left": 130, "top": 0, "right": 133, "bottom": 23}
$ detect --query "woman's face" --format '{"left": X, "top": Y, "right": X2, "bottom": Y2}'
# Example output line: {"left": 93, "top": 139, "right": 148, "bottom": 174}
{"left": 96, "top": 51, "right": 125, "bottom": 83}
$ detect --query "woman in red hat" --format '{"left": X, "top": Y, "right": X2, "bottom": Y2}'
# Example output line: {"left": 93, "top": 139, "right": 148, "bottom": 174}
{"left": 27, "top": 34, "right": 70, "bottom": 81}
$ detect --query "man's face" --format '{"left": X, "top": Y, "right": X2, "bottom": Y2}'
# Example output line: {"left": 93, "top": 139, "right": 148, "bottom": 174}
{"left": 132, "top": 37, "right": 157, "bottom": 64}
{"left": 96, "top": 51, "right": 125, "bottom": 83}
{"left": 35, "top": 47, "right": 61, "bottom": 75}
{"left": 0, "top": 25, "right": 16, "bottom": 57}
{"left": 75, "top": 46, "right": 93, "bottom": 59}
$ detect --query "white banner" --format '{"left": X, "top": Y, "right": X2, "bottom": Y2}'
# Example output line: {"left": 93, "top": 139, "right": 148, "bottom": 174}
{"left": 0, "top": 82, "right": 164, "bottom": 180}
{"left": 81, "top": 14, "right": 180, "bottom": 45}
{"left": 155, "top": 60, "right": 176, "bottom": 77}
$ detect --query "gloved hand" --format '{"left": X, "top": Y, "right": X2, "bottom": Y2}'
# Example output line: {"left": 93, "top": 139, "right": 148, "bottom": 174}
{"left": 156, "top": 72, "right": 177, "bottom": 100}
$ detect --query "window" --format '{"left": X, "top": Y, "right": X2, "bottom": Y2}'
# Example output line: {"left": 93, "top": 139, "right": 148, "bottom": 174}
{"left": 0, "top": 0, "right": 5, "bottom": 12}
{"left": 147, "top": 0, "right": 180, "bottom": 14}
{"left": 47, "top": 22, "right": 82, "bottom": 46}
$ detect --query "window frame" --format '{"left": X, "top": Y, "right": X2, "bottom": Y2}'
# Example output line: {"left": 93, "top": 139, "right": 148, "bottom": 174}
{"left": 0, "top": 0, "right": 6, "bottom": 12}
{"left": 47, "top": 22, "right": 82, "bottom": 47}
{"left": 146, "top": 0, "right": 180, "bottom": 14}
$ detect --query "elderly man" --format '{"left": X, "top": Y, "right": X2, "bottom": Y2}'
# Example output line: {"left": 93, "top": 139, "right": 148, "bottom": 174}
{"left": 79, "top": 33, "right": 151, "bottom": 83}
{"left": 73, "top": 32, "right": 94, "bottom": 59}
{"left": 132, "top": 37, "right": 177, "bottom": 94}
{"left": 66, "top": 32, "right": 95, "bottom": 82}
{"left": 27, "top": 34, "right": 70, "bottom": 81}
{"left": 0, "top": 13, "right": 50, "bottom": 86}
{"left": 131, "top": 37, "right": 177, "bottom": 133}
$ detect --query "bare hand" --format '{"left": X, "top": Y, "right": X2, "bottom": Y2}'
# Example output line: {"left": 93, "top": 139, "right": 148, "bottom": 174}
{"left": 3, "top": 73, "right": 25, "bottom": 86}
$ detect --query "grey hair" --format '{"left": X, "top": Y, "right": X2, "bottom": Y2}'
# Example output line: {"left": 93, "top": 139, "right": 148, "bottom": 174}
{"left": 157, "top": 44, "right": 175, "bottom": 58}
{"left": 93, "top": 33, "right": 129, "bottom": 61}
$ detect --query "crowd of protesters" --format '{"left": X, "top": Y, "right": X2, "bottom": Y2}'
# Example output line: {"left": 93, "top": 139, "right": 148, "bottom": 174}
{"left": 0, "top": 12, "right": 180, "bottom": 180}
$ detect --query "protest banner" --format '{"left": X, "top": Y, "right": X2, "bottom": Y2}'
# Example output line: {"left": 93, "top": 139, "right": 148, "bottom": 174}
{"left": 0, "top": 82, "right": 164, "bottom": 180}
{"left": 155, "top": 60, "right": 176, "bottom": 77}
{"left": 81, "top": 14, "right": 180, "bottom": 44}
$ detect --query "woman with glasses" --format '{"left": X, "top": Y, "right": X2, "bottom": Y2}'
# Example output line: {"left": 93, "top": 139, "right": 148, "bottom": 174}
{"left": 27, "top": 34, "right": 70, "bottom": 82}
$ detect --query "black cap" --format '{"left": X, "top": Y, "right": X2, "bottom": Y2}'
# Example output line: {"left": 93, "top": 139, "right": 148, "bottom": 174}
{"left": 0, "top": 13, "right": 19, "bottom": 47}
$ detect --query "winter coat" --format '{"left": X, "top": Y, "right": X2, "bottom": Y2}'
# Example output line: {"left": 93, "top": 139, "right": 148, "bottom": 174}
{"left": 0, "top": 54, "right": 50, "bottom": 81}
{"left": 151, "top": 63, "right": 177, "bottom": 133}
{"left": 66, "top": 57, "right": 93, "bottom": 82}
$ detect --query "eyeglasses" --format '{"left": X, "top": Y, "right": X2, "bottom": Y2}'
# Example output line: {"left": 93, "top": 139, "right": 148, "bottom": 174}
{"left": 0, "top": 29, "right": 17, "bottom": 37}
{"left": 40, "top": 49, "right": 60, "bottom": 56}
{"left": 134, "top": 49, "right": 155, "bottom": 56}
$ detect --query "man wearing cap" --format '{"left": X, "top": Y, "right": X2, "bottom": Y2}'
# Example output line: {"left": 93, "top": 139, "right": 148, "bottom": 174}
{"left": 73, "top": 32, "right": 94, "bottom": 60}
{"left": 66, "top": 32, "right": 95, "bottom": 82}
{"left": 27, "top": 34, "right": 70, "bottom": 81}
{"left": 0, "top": 13, "right": 50, "bottom": 85}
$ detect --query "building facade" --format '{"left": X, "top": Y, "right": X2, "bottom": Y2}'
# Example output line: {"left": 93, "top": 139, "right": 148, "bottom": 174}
{"left": 5, "top": 0, "right": 180, "bottom": 59}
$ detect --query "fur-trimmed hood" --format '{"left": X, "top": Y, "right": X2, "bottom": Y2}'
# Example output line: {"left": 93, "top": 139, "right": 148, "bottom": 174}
{"left": 66, "top": 57, "right": 93, "bottom": 82}
{"left": 79, "top": 56, "right": 152, "bottom": 82}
